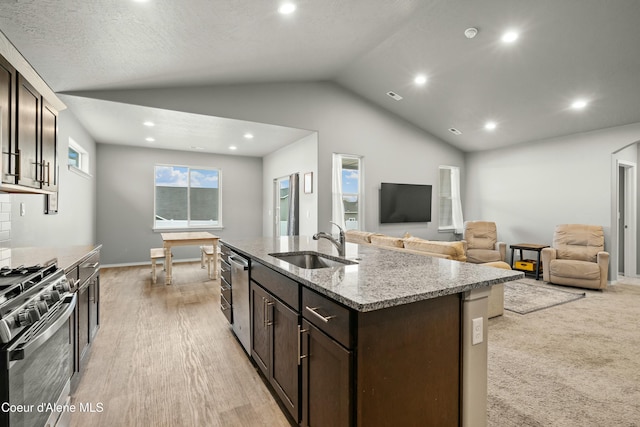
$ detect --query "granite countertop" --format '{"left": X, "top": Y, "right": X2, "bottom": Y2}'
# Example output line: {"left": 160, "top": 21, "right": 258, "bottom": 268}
{"left": 221, "top": 236, "right": 523, "bottom": 312}
{"left": 7, "top": 245, "right": 102, "bottom": 271}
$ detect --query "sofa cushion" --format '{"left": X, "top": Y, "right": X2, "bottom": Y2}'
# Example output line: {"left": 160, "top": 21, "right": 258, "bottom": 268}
{"left": 467, "top": 248, "right": 502, "bottom": 264}
{"left": 345, "top": 230, "right": 375, "bottom": 244}
{"left": 403, "top": 237, "right": 466, "bottom": 261}
{"left": 370, "top": 234, "right": 404, "bottom": 248}
{"left": 549, "top": 259, "right": 601, "bottom": 280}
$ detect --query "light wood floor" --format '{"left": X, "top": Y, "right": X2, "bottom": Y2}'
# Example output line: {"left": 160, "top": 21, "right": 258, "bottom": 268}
{"left": 69, "top": 262, "right": 291, "bottom": 427}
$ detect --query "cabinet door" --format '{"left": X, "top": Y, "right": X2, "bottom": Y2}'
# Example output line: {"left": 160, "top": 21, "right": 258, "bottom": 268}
{"left": 250, "top": 283, "right": 270, "bottom": 377}
{"left": 16, "top": 74, "right": 40, "bottom": 188}
{"left": 40, "top": 100, "right": 57, "bottom": 191}
{"left": 270, "top": 298, "right": 300, "bottom": 422}
{"left": 0, "top": 56, "right": 16, "bottom": 183}
{"left": 301, "top": 320, "right": 352, "bottom": 427}
{"left": 89, "top": 276, "right": 100, "bottom": 341}
{"left": 77, "top": 284, "right": 90, "bottom": 370}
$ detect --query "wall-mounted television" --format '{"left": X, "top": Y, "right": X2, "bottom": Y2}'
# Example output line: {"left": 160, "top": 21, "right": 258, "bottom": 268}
{"left": 380, "top": 182, "right": 432, "bottom": 224}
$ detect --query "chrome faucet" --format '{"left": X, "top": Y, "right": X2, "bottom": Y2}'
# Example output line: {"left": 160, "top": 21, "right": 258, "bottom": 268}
{"left": 313, "top": 221, "right": 346, "bottom": 257}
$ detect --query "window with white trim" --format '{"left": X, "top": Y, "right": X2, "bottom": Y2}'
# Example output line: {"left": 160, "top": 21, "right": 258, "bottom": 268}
{"left": 154, "top": 164, "right": 222, "bottom": 229}
{"left": 439, "top": 165, "right": 464, "bottom": 233}
{"left": 68, "top": 138, "right": 90, "bottom": 175}
{"left": 332, "top": 153, "right": 364, "bottom": 231}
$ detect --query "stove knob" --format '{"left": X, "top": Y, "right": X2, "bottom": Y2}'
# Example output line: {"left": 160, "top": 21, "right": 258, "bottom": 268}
{"left": 49, "top": 290, "right": 61, "bottom": 302}
{"left": 36, "top": 300, "right": 49, "bottom": 315}
{"left": 17, "top": 309, "right": 39, "bottom": 326}
{"left": 55, "top": 280, "right": 71, "bottom": 293}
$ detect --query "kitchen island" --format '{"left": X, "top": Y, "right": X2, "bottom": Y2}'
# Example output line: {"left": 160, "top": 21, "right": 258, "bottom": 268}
{"left": 221, "top": 236, "right": 522, "bottom": 427}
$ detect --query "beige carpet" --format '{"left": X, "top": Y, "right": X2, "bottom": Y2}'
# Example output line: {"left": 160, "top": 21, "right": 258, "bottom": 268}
{"left": 488, "top": 277, "right": 640, "bottom": 426}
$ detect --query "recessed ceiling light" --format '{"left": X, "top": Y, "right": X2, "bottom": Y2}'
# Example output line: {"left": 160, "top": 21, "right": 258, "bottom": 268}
{"left": 484, "top": 121, "right": 497, "bottom": 131}
{"left": 414, "top": 74, "right": 428, "bottom": 86}
{"left": 143, "top": 121, "right": 155, "bottom": 127}
{"left": 278, "top": 3, "right": 296, "bottom": 14}
{"left": 191, "top": 146, "right": 204, "bottom": 150}
{"left": 229, "top": 146, "right": 238, "bottom": 150}
{"left": 501, "top": 30, "right": 519, "bottom": 43}
{"left": 571, "top": 99, "right": 588, "bottom": 110}
{"left": 145, "top": 137, "right": 155, "bottom": 142}
{"left": 244, "top": 133, "right": 254, "bottom": 139}
{"left": 448, "top": 128, "right": 463, "bottom": 135}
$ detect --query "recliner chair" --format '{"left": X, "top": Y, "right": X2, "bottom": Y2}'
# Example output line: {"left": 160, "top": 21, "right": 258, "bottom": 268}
{"left": 541, "top": 224, "right": 608, "bottom": 290}
{"left": 463, "top": 221, "right": 506, "bottom": 264}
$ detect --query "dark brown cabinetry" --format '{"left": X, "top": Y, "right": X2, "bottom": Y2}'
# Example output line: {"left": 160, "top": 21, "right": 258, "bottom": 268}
{"left": 16, "top": 74, "right": 40, "bottom": 189}
{"left": 65, "top": 248, "right": 100, "bottom": 391}
{"left": 301, "top": 320, "right": 352, "bottom": 427}
{"left": 0, "top": 55, "right": 17, "bottom": 183}
{"left": 250, "top": 262, "right": 301, "bottom": 422}
{"left": 0, "top": 53, "right": 58, "bottom": 194}
{"left": 41, "top": 99, "right": 58, "bottom": 192}
{"left": 247, "top": 259, "right": 461, "bottom": 427}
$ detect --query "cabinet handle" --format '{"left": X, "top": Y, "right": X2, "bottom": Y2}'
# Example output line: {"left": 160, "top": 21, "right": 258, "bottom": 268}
{"left": 2, "top": 150, "right": 21, "bottom": 178}
{"left": 45, "top": 161, "right": 51, "bottom": 186}
{"left": 82, "top": 262, "right": 100, "bottom": 269}
{"left": 262, "top": 297, "right": 274, "bottom": 328}
{"left": 298, "top": 324, "right": 308, "bottom": 366}
{"left": 265, "top": 300, "right": 274, "bottom": 327}
{"left": 305, "top": 306, "right": 336, "bottom": 323}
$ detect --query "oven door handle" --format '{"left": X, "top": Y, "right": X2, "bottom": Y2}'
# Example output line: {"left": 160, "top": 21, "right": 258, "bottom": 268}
{"left": 9, "top": 293, "right": 77, "bottom": 363}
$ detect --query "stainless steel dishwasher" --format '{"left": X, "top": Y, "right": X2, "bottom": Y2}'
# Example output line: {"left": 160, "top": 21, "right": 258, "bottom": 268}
{"left": 229, "top": 253, "right": 250, "bottom": 353}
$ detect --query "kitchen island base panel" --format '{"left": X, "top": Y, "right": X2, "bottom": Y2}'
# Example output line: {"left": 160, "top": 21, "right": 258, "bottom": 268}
{"left": 356, "top": 293, "right": 461, "bottom": 426}
{"left": 462, "top": 287, "right": 491, "bottom": 427}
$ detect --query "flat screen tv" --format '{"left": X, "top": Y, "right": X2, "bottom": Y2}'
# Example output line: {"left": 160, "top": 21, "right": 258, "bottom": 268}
{"left": 380, "top": 182, "right": 432, "bottom": 224}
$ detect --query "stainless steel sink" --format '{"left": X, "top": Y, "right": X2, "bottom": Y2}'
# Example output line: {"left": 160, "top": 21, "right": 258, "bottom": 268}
{"left": 269, "top": 251, "right": 357, "bottom": 269}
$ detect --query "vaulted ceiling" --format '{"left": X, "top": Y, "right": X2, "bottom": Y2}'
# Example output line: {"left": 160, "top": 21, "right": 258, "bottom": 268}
{"left": 1, "top": 0, "right": 639, "bottom": 154}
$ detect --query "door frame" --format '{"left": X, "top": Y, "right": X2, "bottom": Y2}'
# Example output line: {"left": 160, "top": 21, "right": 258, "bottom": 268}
{"left": 616, "top": 159, "right": 637, "bottom": 277}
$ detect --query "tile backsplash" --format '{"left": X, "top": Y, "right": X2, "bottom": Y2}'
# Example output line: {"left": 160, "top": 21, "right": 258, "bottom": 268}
{"left": 0, "top": 193, "right": 10, "bottom": 267}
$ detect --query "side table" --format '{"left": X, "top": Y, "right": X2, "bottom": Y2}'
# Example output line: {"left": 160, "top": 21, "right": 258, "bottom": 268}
{"left": 510, "top": 243, "right": 550, "bottom": 280}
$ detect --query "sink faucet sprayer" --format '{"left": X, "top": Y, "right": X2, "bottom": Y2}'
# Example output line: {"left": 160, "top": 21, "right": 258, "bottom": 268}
{"left": 313, "top": 221, "right": 345, "bottom": 257}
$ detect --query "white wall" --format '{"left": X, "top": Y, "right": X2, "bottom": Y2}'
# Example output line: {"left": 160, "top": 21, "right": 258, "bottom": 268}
{"left": 10, "top": 109, "right": 97, "bottom": 247}
{"left": 465, "top": 122, "right": 640, "bottom": 281}
{"left": 75, "top": 81, "right": 465, "bottom": 240}
{"left": 263, "top": 133, "right": 318, "bottom": 237}
{"left": 96, "top": 144, "right": 262, "bottom": 265}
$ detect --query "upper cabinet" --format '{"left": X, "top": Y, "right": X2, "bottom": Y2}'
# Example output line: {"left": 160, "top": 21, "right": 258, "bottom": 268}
{"left": 0, "top": 55, "right": 17, "bottom": 184}
{"left": 0, "top": 52, "right": 58, "bottom": 194}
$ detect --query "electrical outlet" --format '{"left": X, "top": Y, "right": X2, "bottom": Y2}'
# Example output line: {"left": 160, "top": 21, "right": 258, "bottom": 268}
{"left": 472, "top": 317, "right": 483, "bottom": 345}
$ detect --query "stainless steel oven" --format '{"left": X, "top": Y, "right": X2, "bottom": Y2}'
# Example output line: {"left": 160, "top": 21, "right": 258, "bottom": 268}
{"left": 0, "top": 266, "right": 75, "bottom": 427}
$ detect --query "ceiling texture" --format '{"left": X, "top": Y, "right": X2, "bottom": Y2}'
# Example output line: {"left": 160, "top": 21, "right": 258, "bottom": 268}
{"left": 1, "top": 0, "right": 639, "bottom": 154}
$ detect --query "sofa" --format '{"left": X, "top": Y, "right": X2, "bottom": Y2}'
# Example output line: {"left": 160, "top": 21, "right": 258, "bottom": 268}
{"left": 345, "top": 230, "right": 507, "bottom": 317}
{"left": 346, "top": 230, "right": 467, "bottom": 261}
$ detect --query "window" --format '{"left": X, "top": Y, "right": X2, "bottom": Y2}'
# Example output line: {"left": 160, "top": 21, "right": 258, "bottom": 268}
{"left": 332, "top": 153, "right": 364, "bottom": 230}
{"left": 439, "top": 165, "right": 464, "bottom": 233}
{"left": 68, "top": 138, "right": 90, "bottom": 176}
{"left": 154, "top": 165, "right": 222, "bottom": 229}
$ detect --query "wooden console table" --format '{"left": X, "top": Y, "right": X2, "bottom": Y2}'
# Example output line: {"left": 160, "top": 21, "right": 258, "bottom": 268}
{"left": 161, "top": 232, "right": 219, "bottom": 285}
{"left": 510, "top": 243, "right": 549, "bottom": 280}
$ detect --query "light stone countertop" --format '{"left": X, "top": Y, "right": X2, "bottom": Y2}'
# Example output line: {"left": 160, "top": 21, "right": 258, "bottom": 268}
{"left": 221, "top": 236, "right": 523, "bottom": 312}
{"left": 7, "top": 245, "right": 102, "bottom": 272}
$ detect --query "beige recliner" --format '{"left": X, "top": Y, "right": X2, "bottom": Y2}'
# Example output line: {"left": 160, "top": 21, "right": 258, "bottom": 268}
{"left": 463, "top": 221, "right": 506, "bottom": 264}
{"left": 541, "top": 224, "right": 608, "bottom": 290}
